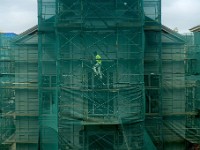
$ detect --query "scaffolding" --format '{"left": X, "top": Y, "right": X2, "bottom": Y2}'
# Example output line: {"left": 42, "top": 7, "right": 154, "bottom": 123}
{"left": 0, "top": 28, "right": 39, "bottom": 150}
{"left": 14, "top": 28, "right": 39, "bottom": 150}
{"left": 1, "top": 0, "right": 199, "bottom": 150}
{"left": 161, "top": 27, "right": 187, "bottom": 148}
{"left": 143, "top": 0, "right": 162, "bottom": 149}
{"left": 159, "top": 28, "right": 199, "bottom": 148}
{"left": 184, "top": 32, "right": 200, "bottom": 146}
{"left": 38, "top": 0, "right": 145, "bottom": 149}
{"left": 0, "top": 33, "right": 16, "bottom": 149}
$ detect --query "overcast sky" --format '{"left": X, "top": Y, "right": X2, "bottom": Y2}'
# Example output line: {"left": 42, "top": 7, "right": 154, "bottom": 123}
{"left": 162, "top": 0, "right": 200, "bottom": 33}
{"left": 0, "top": 0, "right": 199, "bottom": 34}
{"left": 0, "top": 0, "right": 37, "bottom": 34}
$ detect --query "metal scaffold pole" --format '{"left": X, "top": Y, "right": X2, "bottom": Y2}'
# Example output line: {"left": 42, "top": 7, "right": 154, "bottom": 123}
{"left": 39, "top": 0, "right": 145, "bottom": 149}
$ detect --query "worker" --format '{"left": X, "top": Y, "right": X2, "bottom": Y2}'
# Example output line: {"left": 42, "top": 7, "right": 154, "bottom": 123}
{"left": 93, "top": 51, "right": 102, "bottom": 79}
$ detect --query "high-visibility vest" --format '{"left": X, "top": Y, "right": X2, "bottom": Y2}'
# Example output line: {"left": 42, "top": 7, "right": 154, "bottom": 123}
{"left": 96, "top": 54, "right": 102, "bottom": 64}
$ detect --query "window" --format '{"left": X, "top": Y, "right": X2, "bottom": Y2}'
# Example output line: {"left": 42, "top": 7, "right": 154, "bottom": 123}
{"left": 51, "top": 76, "right": 56, "bottom": 87}
{"left": 144, "top": 74, "right": 160, "bottom": 87}
{"left": 144, "top": 75, "right": 149, "bottom": 86}
{"left": 42, "top": 75, "right": 56, "bottom": 87}
{"left": 185, "top": 59, "right": 198, "bottom": 75}
{"left": 146, "top": 89, "right": 159, "bottom": 113}
{"left": 150, "top": 75, "right": 159, "bottom": 87}
{"left": 42, "top": 76, "right": 50, "bottom": 87}
{"left": 42, "top": 92, "right": 55, "bottom": 114}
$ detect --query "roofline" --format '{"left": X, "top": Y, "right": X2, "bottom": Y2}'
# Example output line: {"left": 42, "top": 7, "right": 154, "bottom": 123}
{"left": 12, "top": 23, "right": 186, "bottom": 43}
{"left": 162, "top": 25, "right": 186, "bottom": 42}
{"left": 19, "top": 25, "right": 38, "bottom": 36}
{"left": 189, "top": 25, "right": 200, "bottom": 32}
{"left": 13, "top": 25, "right": 38, "bottom": 42}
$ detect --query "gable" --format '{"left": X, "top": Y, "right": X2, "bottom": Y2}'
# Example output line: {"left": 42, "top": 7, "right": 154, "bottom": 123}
{"left": 162, "top": 31, "right": 185, "bottom": 45}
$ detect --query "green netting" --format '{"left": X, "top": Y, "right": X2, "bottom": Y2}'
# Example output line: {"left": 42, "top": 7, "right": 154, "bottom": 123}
{"left": 0, "top": 33, "right": 16, "bottom": 149}
{"left": 14, "top": 32, "right": 39, "bottom": 150}
{"left": 143, "top": 0, "right": 163, "bottom": 149}
{"left": 184, "top": 33, "right": 200, "bottom": 145}
{"left": 0, "top": 31, "right": 40, "bottom": 150}
{"left": 144, "top": 0, "right": 199, "bottom": 149}
{"left": 38, "top": 0, "right": 146, "bottom": 149}
{"left": 1, "top": 0, "right": 200, "bottom": 149}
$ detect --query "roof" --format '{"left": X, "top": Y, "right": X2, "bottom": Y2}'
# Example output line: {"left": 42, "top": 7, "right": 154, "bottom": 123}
{"left": 144, "top": 16, "right": 185, "bottom": 42}
{"left": 13, "top": 19, "right": 186, "bottom": 45}
{"left": 189, "top": 25, "right": 200, "bottom": 32}
{"left": 13, "top": 25, "right": 38, "bottom": 43}
{"left": 162, "top": 25, "right": 186, "bottom": 43}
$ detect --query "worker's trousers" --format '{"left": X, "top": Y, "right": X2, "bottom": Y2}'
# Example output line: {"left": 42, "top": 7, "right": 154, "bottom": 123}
{"left": 93, "top": 63, "right": 102, "bottom": 79}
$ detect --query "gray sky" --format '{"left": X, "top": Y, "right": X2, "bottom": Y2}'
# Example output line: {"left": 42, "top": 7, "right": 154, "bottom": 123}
{"left": 0, "top": 0, "right": 37, "bottom": 34}
{"left": 162, "top": 0, "right": 200, "bottom": 33}
{"left": 0, "top": 0, "right": 199, "bottom": 34}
